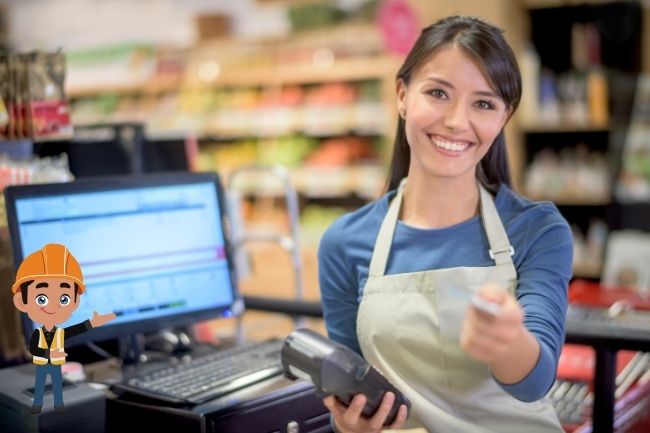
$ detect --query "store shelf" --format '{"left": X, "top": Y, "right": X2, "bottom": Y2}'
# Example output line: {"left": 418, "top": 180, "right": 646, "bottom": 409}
{"left": 62, "top": 21, "right": 398, "bottom": 209}
{"left": 198, "top": 129, "right": 384, "bottom": 142}
{"left": 224, "top": 164, "right": 385, "bottom": 200}
{"left": 72, "top": 120, "right": 388, "bottom": 142}
{"left": 66, "top": 75, "right": 182, "bottom": 99}
{"left": 206, "top": 56, "right": 400, "bottom": 88}
{"left": 66, "top": 55, "right": 401, "bottom": 98}
{"left": 521, "top": 122, "right": 611, "bottom": 134}
{"left": 526, "top": 193, "right": 612, "bottom": 206}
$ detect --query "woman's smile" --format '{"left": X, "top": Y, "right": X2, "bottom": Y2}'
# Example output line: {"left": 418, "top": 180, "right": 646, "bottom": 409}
{"left": 430, "top": 135, "right": 473, "bottom": 155}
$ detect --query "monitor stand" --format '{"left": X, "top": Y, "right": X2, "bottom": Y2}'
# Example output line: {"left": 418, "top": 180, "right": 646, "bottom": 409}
{"left": 144, "top": 327, "right": 194, "bottom": 355}
{"left": 118, "top": 327, "right": 197, "bottom": 366}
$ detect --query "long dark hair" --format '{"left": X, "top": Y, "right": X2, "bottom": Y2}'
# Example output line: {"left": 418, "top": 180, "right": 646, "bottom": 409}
{"left": 386, "top": 16, "right": 522, "bottom": 193}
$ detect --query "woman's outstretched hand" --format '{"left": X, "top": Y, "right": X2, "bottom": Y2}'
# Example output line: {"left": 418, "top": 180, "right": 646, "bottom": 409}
{"left": 460, "top": 283, "right": 524, "bottom": 363}
{"left": 323, "top": 392, "right": 408, "bottom": 433}
{"left": 460, "top": 283, "right": 542, "bottom": 385}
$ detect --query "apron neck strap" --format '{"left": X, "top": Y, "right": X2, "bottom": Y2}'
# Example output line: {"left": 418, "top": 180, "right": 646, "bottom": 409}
{"left": 479, "top": 185, "right": 515, "bottom": 266}
{"left": 368, "top": 179, "right": 515, "bottom": 278}
{"left": 368, "top": 178, "right": 407, "bottom": 277}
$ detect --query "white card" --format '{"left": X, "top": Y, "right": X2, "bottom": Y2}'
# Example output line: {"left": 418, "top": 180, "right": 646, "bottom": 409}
{"left": 471, "top": 295, "right": 502, "bottom": 316}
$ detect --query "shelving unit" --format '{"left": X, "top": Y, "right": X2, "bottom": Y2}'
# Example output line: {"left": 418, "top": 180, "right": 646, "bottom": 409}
{"left": 520, "top": 0, "right": 643, "bottom": 281}
{"left": 63, "top": 22, "right": 402, "bottom": 203}
{"left": 520, "top": 123, "right": 611, "bottom": 134}
{"left": 67, "top": 55, "right": 400, "bottom": 97}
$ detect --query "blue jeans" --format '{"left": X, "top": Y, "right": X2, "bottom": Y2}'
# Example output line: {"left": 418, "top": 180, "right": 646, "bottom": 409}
{"left": 33, "top": 364, "right": 64, "bottom": 407}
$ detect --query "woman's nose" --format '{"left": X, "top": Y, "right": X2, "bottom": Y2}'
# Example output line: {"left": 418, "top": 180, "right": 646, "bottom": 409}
{"left": 443, "top": 101, "right": 469, "bottom": 132}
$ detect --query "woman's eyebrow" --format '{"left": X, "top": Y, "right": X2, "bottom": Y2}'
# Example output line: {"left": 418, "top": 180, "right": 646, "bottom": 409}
{"left": 423, "top": 77, "right": 500, "bottom": 99}
{"left": 474, "top": 90, "right": 500, "bottom": 99}
{"left": 424, "top": 77, "right": 454, "bottom": 88}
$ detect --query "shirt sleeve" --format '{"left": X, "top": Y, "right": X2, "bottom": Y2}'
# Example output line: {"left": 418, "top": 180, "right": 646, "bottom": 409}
{"left": 318, "top": 223, "right": 363, "bottom": 355}
{"left": 496, "top": 212, "right": 573, "bottom": 402}
{"left": 65, "top": 319, "right": 92, "bottom": 340}
{"left": 29, "top": 329, "right": 48, "bottom": 359}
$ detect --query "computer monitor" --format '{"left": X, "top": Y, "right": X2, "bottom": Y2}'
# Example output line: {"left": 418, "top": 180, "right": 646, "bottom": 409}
{"left": 4, "top": 172, "right": 243, "bottom": 350}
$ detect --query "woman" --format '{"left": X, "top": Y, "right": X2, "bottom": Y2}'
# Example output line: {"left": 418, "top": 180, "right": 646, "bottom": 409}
{"left": 318, "top": 16, "right": 572, "bottom": 433}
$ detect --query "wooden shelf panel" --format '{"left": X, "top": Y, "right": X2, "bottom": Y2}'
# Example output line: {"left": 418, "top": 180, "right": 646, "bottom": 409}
{"left": 207, "top": 56, "right": 400, "bottom": 87}
{"left": 521, "top": 123, "right": 611, "bottom": 134}
{"left": 526, "top": 194, "right": 611, "bottom": 206}
{"left": 67, "top": 56, "right": 401, "bottom": 98}
{"left": 223, "top": 165, "right": 385, "bottom": 200}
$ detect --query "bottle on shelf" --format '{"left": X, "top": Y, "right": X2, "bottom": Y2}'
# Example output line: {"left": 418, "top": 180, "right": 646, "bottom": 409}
{"left": 584, "top": 23, "right": 609, "bottom": 128}
{"left": 519, "top": 44, "right": 540, "bottom": 127}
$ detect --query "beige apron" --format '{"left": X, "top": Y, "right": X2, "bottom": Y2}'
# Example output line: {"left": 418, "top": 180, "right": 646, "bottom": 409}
{"left": 356, "top": 180, "right": 563, "bottom": 433}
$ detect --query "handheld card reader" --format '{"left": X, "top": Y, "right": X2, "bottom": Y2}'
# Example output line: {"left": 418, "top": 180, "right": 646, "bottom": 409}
{"left": 281, "top": 328, "right": 410, "bottom": 425}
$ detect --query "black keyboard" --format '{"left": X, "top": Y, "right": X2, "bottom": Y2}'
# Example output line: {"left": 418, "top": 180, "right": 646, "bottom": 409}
{"left": 115, "top": 339, "right": 285, "bottom": 405}
{"left": 567, "top": 305, "right": 650, "bottom": 327}
{"left": 566, "top": 305, "right": 650, "bottom": 342}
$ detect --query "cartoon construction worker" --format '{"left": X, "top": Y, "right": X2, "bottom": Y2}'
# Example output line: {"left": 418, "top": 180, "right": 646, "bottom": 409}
{"left": 11, "top": 243, "right": 116, "bottom": 414}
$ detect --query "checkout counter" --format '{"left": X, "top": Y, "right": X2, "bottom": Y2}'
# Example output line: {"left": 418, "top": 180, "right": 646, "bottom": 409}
{"left": 106, "top": 375, "right": 329, "bottom": 433}
{"left": 563, "top": 280, "right": 650, "bottom": 433}
{"left": 0, "top": 352, "right": 331, "bottom": 433}
{"left": 1, "top": 277, "right": 649, "bottom": 433}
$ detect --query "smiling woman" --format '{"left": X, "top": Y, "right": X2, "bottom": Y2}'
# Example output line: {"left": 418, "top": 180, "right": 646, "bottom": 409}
{"left": 396, "top": 45, "right": 511, "bottom": 197}
{"left": 318, "top": 15, "right": 573, "bottom": 433}
{"left": 390, "top": 15, "right": 521, "bottom": 198}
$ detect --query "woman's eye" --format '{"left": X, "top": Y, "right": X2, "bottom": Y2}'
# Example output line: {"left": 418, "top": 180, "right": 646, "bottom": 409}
{"left": 60, "top": 294, "right": 71, "bottom": 306}
{"left": 475, "top": 100, "right": 495, "bottom": 110}
{"left": 429, "top": 88, "right": 447, "bottom": 99}
{"left": 36, "top": 295, "right": 49, "bottom": 306}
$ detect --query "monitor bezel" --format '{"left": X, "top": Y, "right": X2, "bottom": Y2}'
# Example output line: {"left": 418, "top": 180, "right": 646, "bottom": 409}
{"left": 4, "top": 171, "right": 243, "bottom": 347}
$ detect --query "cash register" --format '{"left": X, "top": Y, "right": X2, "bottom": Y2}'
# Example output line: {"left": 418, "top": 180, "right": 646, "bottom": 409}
{"left": 2, "top": 172, "right": 331, "bottom": 433}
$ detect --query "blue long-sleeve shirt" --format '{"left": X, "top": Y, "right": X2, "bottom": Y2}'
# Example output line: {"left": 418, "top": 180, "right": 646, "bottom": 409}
{"left": 318, "top": 184, "right": 573, "bottom": 402}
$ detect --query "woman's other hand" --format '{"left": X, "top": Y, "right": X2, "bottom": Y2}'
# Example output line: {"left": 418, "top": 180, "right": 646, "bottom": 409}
{"left": 323, "top": 392, "right": 408, "bottom": 433}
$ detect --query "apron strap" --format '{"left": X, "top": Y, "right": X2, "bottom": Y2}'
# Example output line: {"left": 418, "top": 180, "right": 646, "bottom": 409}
{"left": 478, "top": 185, "right": 515, "bottom": 271}
{"left": 368, "top": 179, "right": 516, "bottom": 279}
{"left": 368, "top": 178, "right": 406, "bottom": 278}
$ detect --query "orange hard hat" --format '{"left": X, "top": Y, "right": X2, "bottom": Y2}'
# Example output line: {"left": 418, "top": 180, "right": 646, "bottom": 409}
{"left": 11, "top": 243, "right": 85, "bottom": 294}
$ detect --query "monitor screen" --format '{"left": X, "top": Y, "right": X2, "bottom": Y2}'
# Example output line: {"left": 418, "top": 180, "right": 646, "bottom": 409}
{"left": 5, "top": 172, "right": 242, "bottom": 347}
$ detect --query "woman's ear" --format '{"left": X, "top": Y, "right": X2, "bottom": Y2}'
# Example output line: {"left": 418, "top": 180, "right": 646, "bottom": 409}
{"left": 396, "top": 79, "right": 407, "bottom": 119}
{"left": 503, "top": 106, "right": 514, "bottom": 125}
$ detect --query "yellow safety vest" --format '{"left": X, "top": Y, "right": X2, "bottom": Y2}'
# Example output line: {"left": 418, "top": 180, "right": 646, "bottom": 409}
{"left": 33, "top": 328, "right": 65, "bottom": 365}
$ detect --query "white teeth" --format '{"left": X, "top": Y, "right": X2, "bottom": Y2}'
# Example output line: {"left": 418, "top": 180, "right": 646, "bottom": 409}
{"left": 432, "top": 137, "right": 469, "bottom": 152}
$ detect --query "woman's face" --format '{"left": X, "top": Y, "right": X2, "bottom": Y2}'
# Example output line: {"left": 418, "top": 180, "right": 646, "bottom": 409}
{"left": 397, "top": 45, "right": 511, "bottom": 184}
